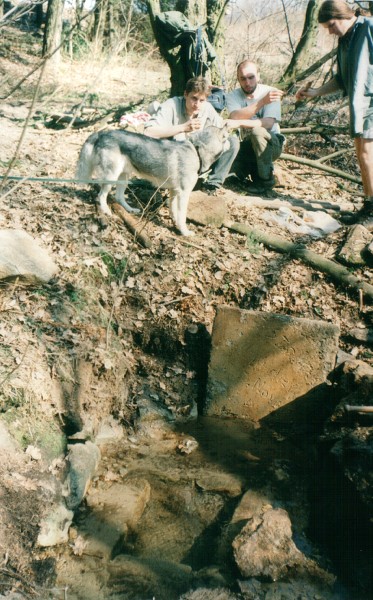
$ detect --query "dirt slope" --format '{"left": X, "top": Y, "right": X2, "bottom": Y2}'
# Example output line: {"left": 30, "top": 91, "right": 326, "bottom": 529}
{"left": 0, "top": 23, "right": 372, "bottom": 599}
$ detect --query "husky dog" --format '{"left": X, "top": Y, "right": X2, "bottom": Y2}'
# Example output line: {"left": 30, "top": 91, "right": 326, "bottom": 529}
{"left": 76, "top": 126, "right": 229, "bottom": 236}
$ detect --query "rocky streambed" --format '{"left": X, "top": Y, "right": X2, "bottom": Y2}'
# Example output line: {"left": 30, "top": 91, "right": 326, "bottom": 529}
{"left": 34, "top": 401, "right": 369, "bottom": 600}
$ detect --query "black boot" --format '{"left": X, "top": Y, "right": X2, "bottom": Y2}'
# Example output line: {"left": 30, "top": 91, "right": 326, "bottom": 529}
{"left": 355, "top": 198, "right": 373, "bottom": 231}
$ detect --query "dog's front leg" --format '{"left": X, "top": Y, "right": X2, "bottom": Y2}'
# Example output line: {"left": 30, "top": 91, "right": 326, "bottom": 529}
{"left": 115, "top": 175, "right": 141, "bottom": 214}
{"left": 172, "top": 190, "right": 194, "bottom": 236}
{"left": 97, "top": 184, "right": 112, "bottom": 215}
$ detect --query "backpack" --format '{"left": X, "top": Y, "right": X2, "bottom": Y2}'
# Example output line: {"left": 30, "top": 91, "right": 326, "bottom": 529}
{"left": 154, "top": 11, "right": 196, "bottom": 50}
{"left": 207, "top": 86, "right": 226, "bottom": 113}
{"left": 154, "top": 11, "right": 226, "bottom": 112}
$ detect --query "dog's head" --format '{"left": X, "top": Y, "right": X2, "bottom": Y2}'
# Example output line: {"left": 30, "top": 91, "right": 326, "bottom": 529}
{"left": 189, "top": 124, "right": 230, "bottom": 173}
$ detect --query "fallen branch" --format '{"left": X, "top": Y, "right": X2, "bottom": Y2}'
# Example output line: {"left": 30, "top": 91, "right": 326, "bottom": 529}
{"left": 281, "top": 127, "right": 313, "bottom": 134}
{"left": 112, "top": 204, "right": 152, "bottom": 248}
{"left": 281, "top": 124, "right": 349, "bottom": 134}
{"left": 279, "top": 153, "right": 361, "bottom": 184}
{"left": 223, "top": 221, "right": 373, "bottom": 302}
{"left": 345, "top": 405, "right": 373, "bottom": 414}
{"left": 317, "top": 148, "right": 354, "bottom": 163}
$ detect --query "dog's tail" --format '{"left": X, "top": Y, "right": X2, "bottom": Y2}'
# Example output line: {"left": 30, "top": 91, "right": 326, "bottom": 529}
{"left": 75, "top": 134, "right": 97, "bottom": 183}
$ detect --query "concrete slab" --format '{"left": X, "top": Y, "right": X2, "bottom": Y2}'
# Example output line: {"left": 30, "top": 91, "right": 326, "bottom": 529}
{"left": 205, "top": 307, "right": 339, "bottom": 420}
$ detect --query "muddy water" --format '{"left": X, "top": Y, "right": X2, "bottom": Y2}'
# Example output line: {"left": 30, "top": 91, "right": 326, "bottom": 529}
{"left": 53, "top": 416, "right": 350, "bottom": 600}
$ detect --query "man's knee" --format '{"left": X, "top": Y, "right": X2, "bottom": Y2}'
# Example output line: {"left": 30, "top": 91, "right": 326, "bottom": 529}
{"left": 250, "top": 126, "right": 272, "bottom": 142}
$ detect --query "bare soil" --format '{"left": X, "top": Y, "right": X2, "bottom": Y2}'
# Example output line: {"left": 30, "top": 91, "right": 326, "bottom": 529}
{"left": 0, "top": 24, "right": 372, "bottom": 600}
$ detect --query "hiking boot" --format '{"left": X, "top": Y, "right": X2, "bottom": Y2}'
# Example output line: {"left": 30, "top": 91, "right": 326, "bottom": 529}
{"left": 345, "top": 199, "right": 373, "bottom": 231}
{"left": 355, "top": 199, "right": 373, "bottom": 231}
{"left": 245, "top": 176, "right": 276, "bottom": 196}
{"left": 201, "top": 182, "right": 222, "bottom": 196}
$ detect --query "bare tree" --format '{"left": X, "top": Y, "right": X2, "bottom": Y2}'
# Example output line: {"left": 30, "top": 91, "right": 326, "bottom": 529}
{"left": 279, "top": 0, "right": 323, "bottom": 86}
{"left": 43, "top": 0, "right": 64, "bottom": 62}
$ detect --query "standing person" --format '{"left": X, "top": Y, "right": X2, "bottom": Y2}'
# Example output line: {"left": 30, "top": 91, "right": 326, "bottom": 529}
{"left": 144, "top": 76, "right": 239, "bottom": 194}
{"left": 226, "top": 60, "right": 285, "bottom": 194}
{"left": 296, "top": 0, "right": 373, "bottom": 230}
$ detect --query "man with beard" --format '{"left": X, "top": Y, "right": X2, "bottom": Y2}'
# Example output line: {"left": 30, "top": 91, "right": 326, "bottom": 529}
{"left": 226, "top": 60, "right": 285, "bottom": 195}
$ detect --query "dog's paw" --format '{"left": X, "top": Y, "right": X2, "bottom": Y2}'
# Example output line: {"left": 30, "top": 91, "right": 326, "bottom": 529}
{"left": 99, "top": 207, "right": 112, "bottom": 216}
{"left": 127, "top": 207, "right": 141, "bottom": 215}
{"left": 180, "top": 228, "right": 195, "bottom": 237}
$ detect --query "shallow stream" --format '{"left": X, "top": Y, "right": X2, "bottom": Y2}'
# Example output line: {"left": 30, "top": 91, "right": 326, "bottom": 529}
{"left": 50, "top": 416, "right": 358, "bottom": 599}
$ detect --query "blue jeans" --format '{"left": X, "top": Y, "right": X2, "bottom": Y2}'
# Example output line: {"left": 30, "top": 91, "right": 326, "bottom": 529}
{"left": 207, "top": 135, "right": 240, "bottom": 187}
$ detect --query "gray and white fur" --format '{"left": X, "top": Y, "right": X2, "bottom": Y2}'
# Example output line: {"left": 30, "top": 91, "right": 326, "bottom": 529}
{"left": 76, "top": 126, "right": 229, "bottom": 236}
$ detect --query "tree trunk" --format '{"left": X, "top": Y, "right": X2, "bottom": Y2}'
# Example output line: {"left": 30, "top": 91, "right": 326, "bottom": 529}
{"left": 205, "top": 0, "right": 228, "bottom": 85}
{"left": 93, "top": 0, "right": 106, "bottom": 47}
{"left": 43, "top": 0, "right": 64, "bottom": 63}
{"left": 32, "top": 2, "right": 44, "bottom": 29}
{"left": 146, "top": 0, "right": 226, "bottom": 95}
{"left": 279, "top": 0, "right": 323, "bottom": 87}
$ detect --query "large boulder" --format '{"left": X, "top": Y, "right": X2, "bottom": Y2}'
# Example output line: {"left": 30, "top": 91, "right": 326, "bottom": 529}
{"left": 0, "top": 229, "right": 57, "bottom": 283}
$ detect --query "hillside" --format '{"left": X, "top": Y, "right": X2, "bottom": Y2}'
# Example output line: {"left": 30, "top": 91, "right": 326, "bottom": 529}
{"left": 0, "top": 23, "right": 372, "bottom": 600}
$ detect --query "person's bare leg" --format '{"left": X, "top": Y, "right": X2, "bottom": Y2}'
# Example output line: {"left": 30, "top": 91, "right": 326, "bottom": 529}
{"left": 354, "top": 138, "right": 373, "bottom": 198}
{"left": 354, "top": 138, "right": 373, "bottom": 230}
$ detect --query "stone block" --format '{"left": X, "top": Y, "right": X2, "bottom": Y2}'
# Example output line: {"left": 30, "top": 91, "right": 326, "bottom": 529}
{"left": 205, "top": 307, "right": 339, "bottom": 420}
{"left": 187, "top": 191, "right": 227, "bottom": 227}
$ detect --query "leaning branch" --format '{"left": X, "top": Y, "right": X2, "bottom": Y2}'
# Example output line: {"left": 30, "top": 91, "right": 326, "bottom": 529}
{"left": 223, "top": 221, "right": 373, "bottom": 302}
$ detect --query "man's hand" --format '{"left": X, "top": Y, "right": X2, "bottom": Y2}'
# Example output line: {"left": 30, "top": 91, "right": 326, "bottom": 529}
{"left": 295, "top": 82, "right": 318, "bottom": 101}
{"left": 184, "top": 115, "right": 202, "bottom": 133}
{"left": 261, "top": 89, "right": 284, "bottom": 106}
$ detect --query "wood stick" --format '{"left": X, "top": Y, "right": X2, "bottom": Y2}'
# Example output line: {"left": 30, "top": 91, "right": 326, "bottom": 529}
{"left": 279, "top": 153, "right": 361, "bottom": 184}
{"left": 345, "top": 405, "right": 373, "bottom": 414}
{"left": 223, "top": 221, "right": 373, "bottom": 302}
{"left": 281, "top": 127, "right": 313, "bottom": 134}
{"left": 317, "top": 148, "right": 354, "bottom": 163}
{"left": 112, "top": 204, "right": 152, "bottom": 248}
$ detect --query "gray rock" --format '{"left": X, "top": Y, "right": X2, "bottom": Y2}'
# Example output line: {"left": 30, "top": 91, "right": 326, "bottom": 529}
{"left": 0, "top": 229, "right": 58, "bottom": 283}
{"left": 95, "top": 416, "right": 124, "bottom": 446}
{"left": 195, "top": 471, "right": 243, "bottom": 497}
{"left": 232, "top": 507, "right": 304, "bottom": 580}
{"left": 0, "top": 420, "right": 19, "bottom": 454}
{"left": 37, "top": 503, "right": 74, "bottom": 547}
{"left": 66, "top": 441, "right": 101, "bottom": 509}
{"left": 348, "top": 327, "right": 373, "bottom": 346}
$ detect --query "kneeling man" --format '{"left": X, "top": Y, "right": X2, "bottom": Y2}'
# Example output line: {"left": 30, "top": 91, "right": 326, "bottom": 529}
{"left": 226, "top": 60, "right": 285, "bottom": 194}
{"left": 144, "top": 76, "right": 239, "bottom": 194}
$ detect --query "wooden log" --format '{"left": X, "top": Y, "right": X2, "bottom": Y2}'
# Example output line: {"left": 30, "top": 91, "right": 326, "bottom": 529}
{"left": 112, "top": 204, "right": 152, "bottom": 248}
{"left": 223, "top": 221, "right": 373, "bottom": 302}
{"left": 279, "top": 153, "right": 361, "bottom": 184}
{"left": 345, "top": 405, "right": 373, "bottom": 414}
